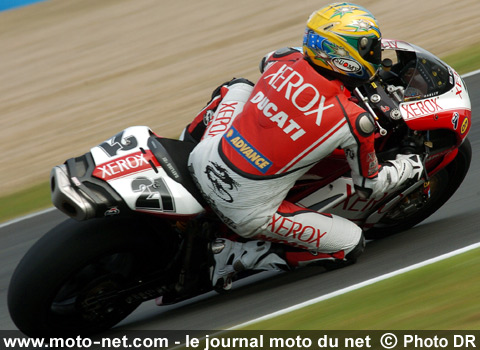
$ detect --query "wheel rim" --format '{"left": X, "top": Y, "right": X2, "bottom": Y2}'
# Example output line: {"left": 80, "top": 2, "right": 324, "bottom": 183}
{"left": 47, "top": 252, "right": 140, "bottom": 331}
{"left": 373, "top": 169, "right": 449, "bottom": 228}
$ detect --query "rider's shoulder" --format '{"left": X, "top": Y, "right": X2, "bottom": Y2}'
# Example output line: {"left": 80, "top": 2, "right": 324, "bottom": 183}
{"left": 260, "top": 47, "right": 302, "bottom": 73}
{"left": 272, "top": 47, "right": 302, "bottom": 58}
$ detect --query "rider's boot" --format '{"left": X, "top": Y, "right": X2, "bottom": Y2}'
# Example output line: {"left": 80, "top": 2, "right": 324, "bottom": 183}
{"left": 283, "top": 234, "right": 365, "bottom": 270}
{"left": 210, "top": 239, "right": 288, "bottom": 290}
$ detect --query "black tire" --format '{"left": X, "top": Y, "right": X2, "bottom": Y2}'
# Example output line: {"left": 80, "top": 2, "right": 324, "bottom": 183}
{"left": 365, "top": 138, "right": 472, "bottom": 239}
{"left": 8, "top": 215, "right": 178, "bottom": 337}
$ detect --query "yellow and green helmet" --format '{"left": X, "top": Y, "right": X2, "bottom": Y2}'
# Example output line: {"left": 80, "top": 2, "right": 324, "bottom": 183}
{"left": 303, "top": 2, "right": 382, "bottom": 82}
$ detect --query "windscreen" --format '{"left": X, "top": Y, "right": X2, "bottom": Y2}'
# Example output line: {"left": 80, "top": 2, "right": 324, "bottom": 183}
{"left": 399, "top": 49, "right": 454, "bottom": 101}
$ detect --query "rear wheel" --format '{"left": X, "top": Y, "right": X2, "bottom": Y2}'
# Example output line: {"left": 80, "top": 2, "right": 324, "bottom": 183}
{"left": 365, "top": 138, "right": 472, "bottom": 239}
{"left": 8, "top": 215, "right": 178, "bottom": 337}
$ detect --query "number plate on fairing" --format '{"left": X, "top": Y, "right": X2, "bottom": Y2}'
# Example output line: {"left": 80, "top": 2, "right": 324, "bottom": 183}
{"left": 90, "top": 126, "right": 204, "bottom": 216}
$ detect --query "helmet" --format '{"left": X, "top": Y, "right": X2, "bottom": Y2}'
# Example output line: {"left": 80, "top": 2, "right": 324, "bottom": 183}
{"left": 303, "top": 2, "right": 382, "bottom": 83}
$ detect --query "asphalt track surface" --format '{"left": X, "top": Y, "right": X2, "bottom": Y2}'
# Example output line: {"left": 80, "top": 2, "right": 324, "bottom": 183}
{"left": 0, "top": 73, "right": 478, "bottom": 332}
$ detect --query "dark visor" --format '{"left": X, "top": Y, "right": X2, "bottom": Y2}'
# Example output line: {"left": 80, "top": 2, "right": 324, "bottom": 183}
{"left": 358, "top": 36, "right": 382, "bottom": 66}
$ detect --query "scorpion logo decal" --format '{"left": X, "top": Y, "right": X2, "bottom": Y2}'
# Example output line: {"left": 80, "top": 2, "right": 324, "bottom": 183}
{"left": 204, "top": 161, "right": 240, "bottom": 203}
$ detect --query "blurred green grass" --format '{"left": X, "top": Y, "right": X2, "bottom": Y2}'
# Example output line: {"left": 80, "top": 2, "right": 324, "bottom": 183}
{"left": 443, "top": 43, "right": 480, "bottom": 75}
{"left": 0, "top": 181, "right": 51, "bottom": 223}
{"left": 1, "top": 44, "right": 480, "bottom": 223}
{"left": 243, "top": 247, "right": 480, "bottom": 330}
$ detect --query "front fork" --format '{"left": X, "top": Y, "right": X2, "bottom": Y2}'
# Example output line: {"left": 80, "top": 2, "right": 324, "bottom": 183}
{"left": 422, "top": 131, "right": 432, "bottom": 200}
{"left": 161, "top": 218, "right": 217, "bottom": 303}
{"left": 401, "top": 129, "right": 432, "bottom": 200}
{"left": 364, "top": 131, "right": 432, "bottom": 228}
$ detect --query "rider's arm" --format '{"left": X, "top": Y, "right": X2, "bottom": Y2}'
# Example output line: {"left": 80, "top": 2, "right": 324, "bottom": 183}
{"left": 341, "top": 112, "right": 423, "bottom": 199}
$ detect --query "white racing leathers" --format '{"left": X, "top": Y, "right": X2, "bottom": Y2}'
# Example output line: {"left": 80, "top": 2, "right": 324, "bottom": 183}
{"left": 188, "top": 50, "right": 422, "bottom": 267}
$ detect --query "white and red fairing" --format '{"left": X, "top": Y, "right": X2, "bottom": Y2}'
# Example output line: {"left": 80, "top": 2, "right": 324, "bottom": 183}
{"left": 90, "top": 126, "right": 205, "bottom": 217}
{"left": 295, "top": 40, "right": 472, "bottom": 227}
{"left": 383, "top": 39, "right": 471, "bottom": 144}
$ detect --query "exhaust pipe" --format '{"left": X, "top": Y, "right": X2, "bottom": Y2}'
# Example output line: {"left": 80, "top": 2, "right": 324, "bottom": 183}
{"left": 50, "top": 165, "right": 96, "bottom": 220}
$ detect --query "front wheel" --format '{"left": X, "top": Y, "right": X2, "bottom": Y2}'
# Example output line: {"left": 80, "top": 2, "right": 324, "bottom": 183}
{"left": 8, "top": 215, "right": 178, "bottom": 337}
{"left": 365, "top": 138, "right": 472, "bottom": 239}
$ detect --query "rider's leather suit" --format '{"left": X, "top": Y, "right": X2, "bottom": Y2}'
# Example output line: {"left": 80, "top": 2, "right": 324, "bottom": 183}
{"left": 187, "top": 48, "right": 420, "bottom": 266}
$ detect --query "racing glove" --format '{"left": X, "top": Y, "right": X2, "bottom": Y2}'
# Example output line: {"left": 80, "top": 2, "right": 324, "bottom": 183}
{"left": 354, "top": 154, "right": 424, "bottom": 199}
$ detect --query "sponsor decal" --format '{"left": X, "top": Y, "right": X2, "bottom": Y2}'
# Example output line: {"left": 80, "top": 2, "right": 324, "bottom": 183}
{"left": 333, "top": 183, "right": 389, "bottom": 212}
{"left": 249, "top": 91, "right": 306, "bottom": 141}
{"left": 454, "top": 71, "right": 463, "bottom": 98}
{"left": 93, "top": 150, "right": 159, "bottom": 181}
{"left": 345, "top": 148, "right": 355, "bottom": 160}
{"left": 267, "top": 213, "right": 327, "bottom": 249}
{"left": 423, "top": 91, "right": 440, "bottom": 98}
{"left": 104, "top": 207, "right": 120, "bottom": 216}
{"left": 262, "top": 63, "right": 335, "bottom": 127}
{"left": 366, "top": 151, "right": 379, "bottom": 176}
{"left": 224, "top": 127, "right": 272, "bottom": 173}
{"left": 203, "top": 110, "right": 214, "bottom": 126}
{"left": 382, "top": 40, "right": 399, "bottom": 50}
{"left": 452, "top": 112, "right": 459, "bottom": 130}
{"left": 401, "top": 97, "right": 443, "bottom": 119}
{"left": 204, "top": 161, "right": 240, "bottom": 203}
{"left": 332, "top": 57, "right": 362, "bottom": 73}
{"left": 205, "top": 102, "right": 238, "bottom": 138}
{"left": 461, "top": 117, "right": 469, "bottom": 134}
{"left": 380, "top": 105, "right": 390, "bottom": 113}
{"left": 381, "top": 39, "right": 413, "bottom": 51}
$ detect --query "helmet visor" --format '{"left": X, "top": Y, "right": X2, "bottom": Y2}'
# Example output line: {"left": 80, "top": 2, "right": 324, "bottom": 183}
{"left": 358, "top": 36, "right": 382, "bottom": 66}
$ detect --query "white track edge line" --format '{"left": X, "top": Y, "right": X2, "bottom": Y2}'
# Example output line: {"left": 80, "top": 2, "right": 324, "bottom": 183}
{"left": 0, "top": 207, "right": 55, "bottom": 229}
{"left": 229, "top": 241, "right": 480, "bottom": 330}
{"left": 462, "top": 68, "right": 480, "bottom": 78}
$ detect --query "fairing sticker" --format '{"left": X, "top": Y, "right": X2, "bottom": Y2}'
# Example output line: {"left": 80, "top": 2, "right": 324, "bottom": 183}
{"left": 223, "top": 126, "right": 273, "bottom": 173}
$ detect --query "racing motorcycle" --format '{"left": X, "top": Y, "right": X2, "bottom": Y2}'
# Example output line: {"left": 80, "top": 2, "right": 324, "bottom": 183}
{"left": 8, "top": 39, "right": 472, "bottom": 337}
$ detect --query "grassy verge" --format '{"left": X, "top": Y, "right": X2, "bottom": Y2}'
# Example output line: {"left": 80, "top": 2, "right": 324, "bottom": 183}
{"left": 243, "top": 247, "right": 480, "bottom": 330}
{"left": 442, "top": 43, "right": 480, "bottom": 75}
{"left": 1, "top": 43, "right": 480, "bottom": 224}
{"left": 0, "top": 181, "right": 51, "bottom": 223}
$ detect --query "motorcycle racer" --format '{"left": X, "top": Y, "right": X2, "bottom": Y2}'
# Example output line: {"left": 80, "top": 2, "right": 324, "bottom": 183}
{"left": 187, "top": 2, "right": 424, "bottom": 290}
